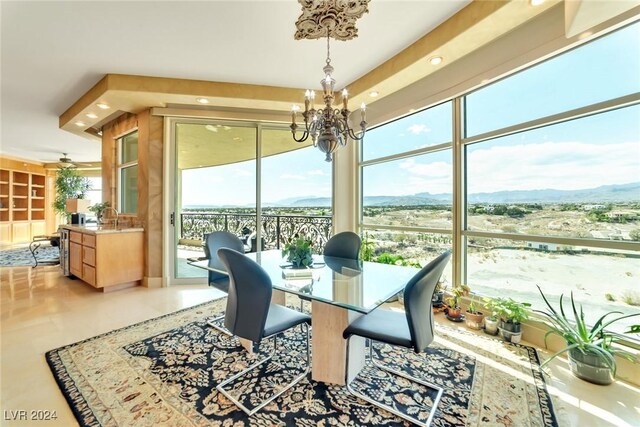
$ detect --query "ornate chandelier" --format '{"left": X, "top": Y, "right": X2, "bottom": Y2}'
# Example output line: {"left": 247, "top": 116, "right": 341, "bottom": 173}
{"left": 290, "top": 35, "right": 367, "bottom": 162}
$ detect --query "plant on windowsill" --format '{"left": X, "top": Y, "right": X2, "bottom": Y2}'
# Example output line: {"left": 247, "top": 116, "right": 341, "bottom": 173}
{"left": 535, "top": 286, "right": 639, "bottom": 385}
{"left": 446, "top": 286, "right": 465, "bottom": 321}
{"left": 432, "top": 280, "right": 445, "bottom": 307}
{"left": 282, "top": 237, "right": 314, "bottom": 268}
{"left": 482, "top": 297, "right": 500, "bottom": 336}
{"left": 483, "top": 296, "right": 531, "bottom": 342}
{"left": 465, "top": 296, "right": 485, "bottom": 330}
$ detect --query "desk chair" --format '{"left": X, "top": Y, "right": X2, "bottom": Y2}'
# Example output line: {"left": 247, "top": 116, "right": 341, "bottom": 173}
{"left": 216, "top": 248, "right": 311, "bottom": 416}
{"left": 342, "top": 251, "right": 451, "bottom": 427}
{"left": 204, "top": 231, "right": 245, "bottom": 334}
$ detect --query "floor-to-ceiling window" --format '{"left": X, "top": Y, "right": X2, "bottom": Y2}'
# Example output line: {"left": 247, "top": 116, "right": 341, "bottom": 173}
{"left": 359, "top": 101, "right": 454, "bottom": 285}
{"left": 360, "top": 22, "right": 640, "bottom": 334}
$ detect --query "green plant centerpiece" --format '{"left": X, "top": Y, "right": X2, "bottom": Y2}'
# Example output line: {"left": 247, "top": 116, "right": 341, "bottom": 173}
{"left": 535, "top": 286, "right": 639, "bottom": 385}
{"left": 54, "top": 166, "right": 91, "bottom": 221}
{"left": 282, "top": 237, "right": 314, "bottom": 268}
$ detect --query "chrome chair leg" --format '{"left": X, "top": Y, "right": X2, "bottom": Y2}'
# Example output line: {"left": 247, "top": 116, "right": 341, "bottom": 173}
{"left": 217, "top": 323, "right": 310, "bottom": 416}
{"left": 207, "top": 315, "right": 233, "bottom": 336}
{"left": 344, "top": 336, "right": 443, "bottom": 427}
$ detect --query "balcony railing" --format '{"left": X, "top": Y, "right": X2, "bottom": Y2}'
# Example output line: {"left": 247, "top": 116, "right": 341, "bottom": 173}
{"left": 180, "top": 212, "right": 333, "bottom": 251}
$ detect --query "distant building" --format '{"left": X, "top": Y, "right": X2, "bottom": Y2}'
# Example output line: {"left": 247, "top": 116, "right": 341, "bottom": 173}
{"left": 583, "top": 204, "right": 606, "bottom": 211}
{"left": 606, "top": 211, "right": 637, "bottom": 221}
{"left": 526, "top": 242, "right": 558, "bottom": 251}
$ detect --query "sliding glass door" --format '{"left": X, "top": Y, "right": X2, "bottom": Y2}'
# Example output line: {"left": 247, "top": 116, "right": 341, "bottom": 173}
{"left": 167, "top": 120, "right": 333, "bottom": 284}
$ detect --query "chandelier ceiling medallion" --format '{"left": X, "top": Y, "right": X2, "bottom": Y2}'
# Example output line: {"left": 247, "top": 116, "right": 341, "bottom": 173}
{"left": 291, "top": 0, "right": 370, "bottom": 162}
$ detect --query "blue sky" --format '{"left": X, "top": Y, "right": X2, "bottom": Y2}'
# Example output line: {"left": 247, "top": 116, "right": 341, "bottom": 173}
{"left": 182, "top": 22, "right": 639, "bottom": 207}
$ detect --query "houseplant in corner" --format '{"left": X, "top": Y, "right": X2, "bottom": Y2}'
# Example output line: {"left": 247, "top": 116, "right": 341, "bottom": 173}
{"left": 535, "top": 286, "right": 639, "bottom": 385}
{"left": 282, "top": 237, "right": 314, "bottom": 268}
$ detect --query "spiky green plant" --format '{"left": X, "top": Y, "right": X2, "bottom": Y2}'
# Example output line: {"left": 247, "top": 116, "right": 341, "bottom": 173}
{"left": 535, "top": 285, "right": 639, "bottom": 375}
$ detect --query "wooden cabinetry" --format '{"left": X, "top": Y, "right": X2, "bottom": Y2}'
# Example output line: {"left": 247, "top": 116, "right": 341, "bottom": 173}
{"left": 0, "top": 167, "right": 48, "bottom": 244}
{"left": 66, "top": 227, "right": 143, "bottom": 291}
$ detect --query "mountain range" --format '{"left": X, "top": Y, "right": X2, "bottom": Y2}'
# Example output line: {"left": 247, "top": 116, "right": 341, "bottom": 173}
{"left": 185, "top": 182, "right": 639, "bottom": 209}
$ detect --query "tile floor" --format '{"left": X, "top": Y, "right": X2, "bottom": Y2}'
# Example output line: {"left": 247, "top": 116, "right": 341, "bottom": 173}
{"left": 1, "top": 265, "right": 638, "bottom": 426}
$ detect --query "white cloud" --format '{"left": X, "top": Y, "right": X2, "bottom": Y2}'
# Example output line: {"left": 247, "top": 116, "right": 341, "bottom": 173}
{"left": 307, "top": 169, "right": 325, "bottom": 176}
{"left": 407, "top": 124, "right": 431, "bottom": 135}
{"left": 467, "top": 141, "right": 639, "bottom": 193}
{"left": 280, "top": 173, "right": 306, "bottom": 180}
{"left": 399, "top": 158, "right": 451, "bottom": 178}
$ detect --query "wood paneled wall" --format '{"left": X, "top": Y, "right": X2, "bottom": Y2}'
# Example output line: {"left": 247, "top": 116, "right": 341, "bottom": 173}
{"left": 101, "top": 110, "right": 163, "bottom": 288}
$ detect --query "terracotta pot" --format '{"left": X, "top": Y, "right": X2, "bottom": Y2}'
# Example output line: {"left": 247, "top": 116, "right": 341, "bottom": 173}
{"left": 447, "top": 307, "right": 462, "bottom": 318}
{"left": 465, "top": 311, "right": 484, "bottom": 330}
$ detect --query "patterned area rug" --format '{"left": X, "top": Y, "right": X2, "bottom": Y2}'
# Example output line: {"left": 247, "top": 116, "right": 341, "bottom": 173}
{"left": 46, "top": 298, "right": 560, "bottom": 426}
{"left": 0, "top": 245, "right": 59, "bottom": 267}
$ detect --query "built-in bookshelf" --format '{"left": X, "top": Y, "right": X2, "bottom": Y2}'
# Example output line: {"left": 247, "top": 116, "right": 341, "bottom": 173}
{"left": 0, "top": 168, "right": 47, "bottom": 243}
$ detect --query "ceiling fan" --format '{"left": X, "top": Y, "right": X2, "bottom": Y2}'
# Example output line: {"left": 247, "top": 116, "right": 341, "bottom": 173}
{"left": 57, "top": 153, "right": 92, "bottom": 168}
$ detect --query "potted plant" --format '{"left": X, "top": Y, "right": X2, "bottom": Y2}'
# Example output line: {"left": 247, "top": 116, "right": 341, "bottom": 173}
{"left": 482, "top": 297, "right": 500, "bottom": 336}
{"left": 465, "top": 297, "right": 485, "bottom": 330}
{"left": 89, "top": 201, "right": 110, "bottom": 224}
{"left": 432, "top": 280, "right": 445, "bottom": 307}
{"left": 445, "top": 286, "right": 465, "bottom": 321}
{"left": 535, "top": 286, "right": 639, "bottom": 385}
{"left": 54, "top": 166, "right": 91, "bottom": 221}
{"left": 496, "top": 297, "right": 530, "bottom": 343}
{"left": 282, "top": 237, "right": 314, "bottom": 268}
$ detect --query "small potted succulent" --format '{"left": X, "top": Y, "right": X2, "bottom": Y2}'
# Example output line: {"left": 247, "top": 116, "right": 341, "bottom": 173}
{"left": 282, "top": 237, "right": 314, "bottom": 268}
{"left": 536, "top": 286, "right": 639, "bottom": 385}
{"left": 465, "top": 297, "right": 485, "bottom": 330}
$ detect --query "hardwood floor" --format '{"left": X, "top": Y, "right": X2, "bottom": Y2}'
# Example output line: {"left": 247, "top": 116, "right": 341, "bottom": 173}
{"left": 1, "top": 265, "right": 638, "bottom": 426}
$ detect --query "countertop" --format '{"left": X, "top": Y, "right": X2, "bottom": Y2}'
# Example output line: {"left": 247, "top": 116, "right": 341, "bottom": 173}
{"left": 59, "top": 224, "right": 144, "bottom": 235}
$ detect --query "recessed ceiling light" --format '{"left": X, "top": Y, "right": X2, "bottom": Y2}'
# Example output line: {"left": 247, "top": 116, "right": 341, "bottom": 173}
{"left": 196, "top": 97, "right": 210, "bottom": 104}
{"left": 96, "top": 103, "right": 110, "bottom": 110}
{"left": 578, "top": 31, "right": 593, "bottom": 40}
{"left": 409, "top": 109, "right": 416, "bottom": 113}
{"left": 75, "top": 121, "right": 86, "bottom": 127}
{"left": 85, "top": 113, "right": 98, "bottom": 119}
{"left": 530, "top": 0, "right": 544, "bottom": 5}
{"left": 429, "top": 56, "right": 443, "bottom": 65}
{"left": 369, "top": 91, "right": 379, "bottom": 98}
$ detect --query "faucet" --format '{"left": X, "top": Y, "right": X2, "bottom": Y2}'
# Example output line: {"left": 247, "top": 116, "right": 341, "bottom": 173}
{"left": 100, "top": 206, "right": 119, "bottom": 228}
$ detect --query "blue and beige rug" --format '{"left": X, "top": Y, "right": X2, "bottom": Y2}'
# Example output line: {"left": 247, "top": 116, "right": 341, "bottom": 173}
{"left": 46, "top": 297, "right": 560, "bottom": 426}
{"left": 0, "top": 246, "right": 59, "bottom": 267}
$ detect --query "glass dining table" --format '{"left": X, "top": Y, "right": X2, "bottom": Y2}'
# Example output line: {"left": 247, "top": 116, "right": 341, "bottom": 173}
{"left": 191, "top": 249, "right": 420, "bottom": 384}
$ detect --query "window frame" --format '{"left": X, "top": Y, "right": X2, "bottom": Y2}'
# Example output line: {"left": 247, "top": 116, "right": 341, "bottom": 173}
{"left": 117, "top": 129, "right": 139, "bottom": 214}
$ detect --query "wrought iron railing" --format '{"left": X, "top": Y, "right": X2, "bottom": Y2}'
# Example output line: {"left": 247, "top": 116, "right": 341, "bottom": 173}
{"left": 180, "top": 212, "right": 333, "bottom": 251}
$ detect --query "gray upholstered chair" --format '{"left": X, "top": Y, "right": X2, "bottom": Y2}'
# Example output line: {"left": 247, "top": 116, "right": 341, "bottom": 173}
{"left": 323, "top": 231, "right": 362, "bottom": 259}
{"left": 205, "top": 231, "right": 245, "bottom": 293}
{"left": 204, "top": 231, "right": 245, "bottom": 333}
{"left": 216, "top": 248, "right": 312, "bottom": 416}
{"left": 342, "top": 251, "right": 451, "bottom": 427}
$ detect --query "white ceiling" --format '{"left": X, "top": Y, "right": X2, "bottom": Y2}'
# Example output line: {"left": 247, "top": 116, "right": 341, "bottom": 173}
{"left": 0, "top": 0, "right": 469, "bottom": 164}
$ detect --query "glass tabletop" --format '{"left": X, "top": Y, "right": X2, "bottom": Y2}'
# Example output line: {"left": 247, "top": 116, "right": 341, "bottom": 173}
{"left": 247, "top": 250, "right": 419, "bottom": 314}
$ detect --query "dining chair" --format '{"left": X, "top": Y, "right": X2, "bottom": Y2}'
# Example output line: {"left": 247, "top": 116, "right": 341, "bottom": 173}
{"left": 342, "top": 251, "right": 451, "bottom": 427}
{"left": 323, "top": 231, "right": 362, "bottom": 259}
{"left": 204, "top": 231, "right": 245, "bottom": 334}
{"left": 297, "top": 231, "right": 363, "bottom": 312}
{"left": 216, "top": 248, "right": 312, "bottom": 416}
